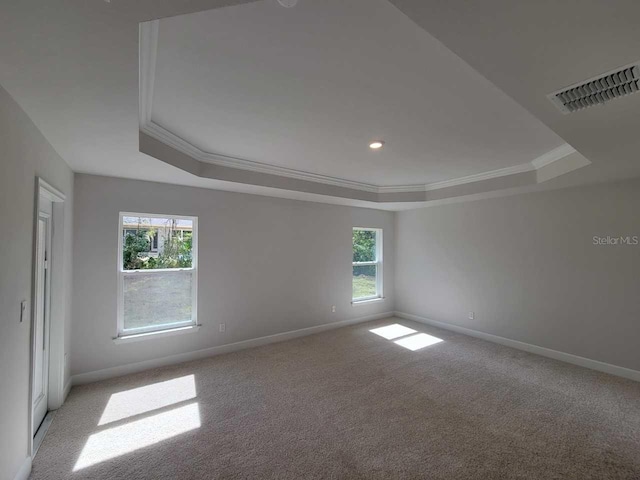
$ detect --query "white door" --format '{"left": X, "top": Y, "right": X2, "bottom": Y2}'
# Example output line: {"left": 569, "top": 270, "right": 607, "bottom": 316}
{"left": 32, "top": 196, "right": 52, "bottom": 436}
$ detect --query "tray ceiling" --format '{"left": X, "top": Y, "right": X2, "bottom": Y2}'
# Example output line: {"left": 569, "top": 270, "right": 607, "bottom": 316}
{"left": 8, "top": 0, "right": 638, "bottom": 208}
{"left": 141, "top": 0, "right": 574, "bottom": 196}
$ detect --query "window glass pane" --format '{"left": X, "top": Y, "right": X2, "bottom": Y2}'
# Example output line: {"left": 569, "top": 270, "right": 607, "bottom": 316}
{"left": 124, "top": 271, "right": 192, "bottom": 331}
{"left": 122, "top": 216, "right": 194, "bottom": 270}
{"left": 353, "top": 229, "right": 376, "bottom": 262}
{"left": 353, "top": 265, "right": 377, "bottom": 299}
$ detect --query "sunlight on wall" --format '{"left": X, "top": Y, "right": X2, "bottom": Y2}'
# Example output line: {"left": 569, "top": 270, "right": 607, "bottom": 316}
{"left": 98, "top": 375, "right": 196, "bottom": 426}
{"left": 74, "top": 402, "right": 201, "bottom": 471}
{"left": 369, "top": 324, "right": 417, "bottom": 340}
{"left": 394, "top": 333, "right": 443, "bottom": 351}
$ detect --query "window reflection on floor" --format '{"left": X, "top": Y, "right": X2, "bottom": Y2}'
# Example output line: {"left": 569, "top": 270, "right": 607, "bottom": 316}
{"left": 98, "top": 375, "right": 196, "bottom": 426}
{"left": 74, "top": 402, "right": 201, "bottom": 471}
{"left": 369, "top": 324, "right": 417, "bottom": 340}
{"left": 394, "top": 333, "right": 443, "bottom": 351}
{"left": 74, "top": 374, "right": 200, "bottom": 471}
{"left": 72, "top": 323, "right": 442, "bottom": 472}
{"left": 369, "top": 323, "right": 443, "bottom": 351}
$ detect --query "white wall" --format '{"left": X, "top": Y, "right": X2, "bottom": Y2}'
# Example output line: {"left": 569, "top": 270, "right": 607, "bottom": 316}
{"left": 0, "top": 85, "right": 74, "bottom": 480}
{"left": 71, "top": 174, "right": 394, "bottom": 377}
{"left": 395, "top": 178, "right": 640, "bottom": 372}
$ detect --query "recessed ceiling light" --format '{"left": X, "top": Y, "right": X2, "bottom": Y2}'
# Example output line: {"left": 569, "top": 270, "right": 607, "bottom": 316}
{"left": 277, "top": 0, "right": 298, "bottom": 7}
{"left": 369, "top": 141, "right": 384, "bottom": 150}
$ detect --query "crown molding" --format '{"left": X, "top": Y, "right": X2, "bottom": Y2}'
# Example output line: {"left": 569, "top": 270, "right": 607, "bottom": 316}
{"left": 417, "top": 144, "right": 576, "bottom": 192}
{"left": 139, "top": 20, "right": 578, "bottom": 197}
{"left": 531, "top": 143, "right": 576, "bottom": 169}
{"left": 141, "top": 121, "right": 382, "bottom": 193}
{"left": 139, "top": 20, "right": 159, "bottom": 126}
{"left": 143, "top": 119, "right": 575, "bottom": 194}
{"left": 377, "top": 184, "right": 428, "bottom": 193}
{"left": 423, "top": 163, "right": 534, "bottom": 191}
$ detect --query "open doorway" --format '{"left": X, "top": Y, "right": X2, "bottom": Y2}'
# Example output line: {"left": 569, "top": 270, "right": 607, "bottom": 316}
{"left": 30, "top": 178, "right": 67, "bottom": 456}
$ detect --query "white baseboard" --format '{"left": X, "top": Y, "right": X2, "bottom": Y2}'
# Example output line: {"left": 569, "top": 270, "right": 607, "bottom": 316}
{"left": 72, "top": 312, "right": 394, "bottom": 386}
{"left": 13, "top": 456, "right": 31, "bottom": 480}
{"left": 395, "top": 311, "right": 640, "bottom": 383}
{"left": 63, "top": 377, "right": 72, "bottom": 401}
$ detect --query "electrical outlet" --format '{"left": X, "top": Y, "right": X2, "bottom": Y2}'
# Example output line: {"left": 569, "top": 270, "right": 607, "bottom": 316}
{"left": 331, "top": 305, "right": 336, "bottom": 313}
{"left": 219, "top": 323, "right": 226, "bottom": 333}
{"left": 468, "top": 312, "right": 474, "bottom": 320}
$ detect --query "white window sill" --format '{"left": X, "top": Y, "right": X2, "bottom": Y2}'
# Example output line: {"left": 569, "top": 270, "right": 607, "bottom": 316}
{"left": 351, "top": 297, "right": 385, "bottom": 306}
{"left": 113, "top": 324, "right": 201, "bottom": 344}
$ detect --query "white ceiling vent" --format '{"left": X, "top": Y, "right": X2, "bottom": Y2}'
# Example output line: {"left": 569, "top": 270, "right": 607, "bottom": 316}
{"left": 548, "top": 63, "right": 639, "bottom": 114}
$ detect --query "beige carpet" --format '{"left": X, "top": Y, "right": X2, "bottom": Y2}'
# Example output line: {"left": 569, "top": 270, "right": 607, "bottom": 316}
{"left": 32, "top": 317, "right": 640, "bottom": 479}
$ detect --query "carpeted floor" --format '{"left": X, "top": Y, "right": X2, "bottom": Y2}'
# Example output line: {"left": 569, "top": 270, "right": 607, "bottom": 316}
{"left": 32, "top": 317, "right": 640, "bottom": 479}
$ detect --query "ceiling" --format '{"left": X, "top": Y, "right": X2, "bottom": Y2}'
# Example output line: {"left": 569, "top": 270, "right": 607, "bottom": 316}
{"left": 149, "top": 0, "right": 564, "bottom": 187}
{"left": 390, "top": 0, "right": 640, "bottom": 188}
{"left": 1, "top": 0, "right": 639, "bottom": 210}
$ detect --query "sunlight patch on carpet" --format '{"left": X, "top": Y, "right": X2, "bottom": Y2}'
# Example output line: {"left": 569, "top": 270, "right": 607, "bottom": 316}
{"left": 98, "top": 375, "right": 196, "bottom": 426}
{"left": 394, "top": 333, "right": 443, "bottom": 351}
{"left": 369, "top": 324, "right": 417, "bottom": 340}
{"left": 74, "top": 402, "right": 201, "bottom": 471}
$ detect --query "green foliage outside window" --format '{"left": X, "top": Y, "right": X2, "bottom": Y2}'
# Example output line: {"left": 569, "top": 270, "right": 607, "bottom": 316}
{"left": 123, "top": 230, "right": 152, "bottom": 270}
{"left": 122, "top": 219, "right": 193, "bottom": 270}
{"left": 352, "top": 230, "right": 376, "bottom": 262}
{"left": 353, "top": 229, "right": 377, "bottom": 276}
{"left": 153, "top": 232, "right": 192, "bottom": 269}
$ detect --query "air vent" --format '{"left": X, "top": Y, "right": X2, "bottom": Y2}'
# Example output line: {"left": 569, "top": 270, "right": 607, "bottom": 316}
{"left": 548, "top": 64, "right": 639, "bottom": 114}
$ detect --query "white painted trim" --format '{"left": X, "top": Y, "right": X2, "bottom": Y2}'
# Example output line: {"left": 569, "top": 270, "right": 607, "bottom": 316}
{"left": 422, "top": 163, "right": 534, "bottom": 191}
{"left": 415, "top": 144, "right": 574, "bottom": 191}
{"left": 38, "top": 178, "right": 66, "bottom": 202}
{"left": 530, "top": 143, "right": 577, "bottom": 169}
{"left": 13, "top": 456, "right": 31, "bottom": 480}
{"left": 29, "top": 177, "right": 68, "bottom": 458}
{"left": 113, "top": 324, "right": 201, "bottom": 344}
{"left": 142, "top": 121, "right": 383, "bottom": 193}
{"left": 376, "top": 184, "right": 429, "bottom": 193}
{"left": 117, "top": 212, "right": 198, "bottom": 338}
{"left": 63, "top": 377, "right": 72, "bottom": 402}
{"left": 395, "top": 311, "right": 640, "bottom": 383}
{"left": 138, "top": 25, "right": 577, "bottom": 196}
{"left": 142, "top": 118, "right": 576, "bottom": 195}
{"left": 72, "top": 311, "right": 393, "bottom": 385}
{"left": 352, "top": 297, "right": 386, "bottom": 306}
{"left": 352, "top": 227, "right": 383, "bottom": 302}
{"left": 139, "top": 20, "right": 159, "bottom": 126}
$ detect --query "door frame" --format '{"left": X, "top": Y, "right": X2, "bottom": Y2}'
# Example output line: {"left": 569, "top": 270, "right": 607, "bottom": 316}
{"left": 32, "top": 210, "right": 51, "bottom": 437}
{"left": 28, "top": 177, "right": 67, "bottom": 456}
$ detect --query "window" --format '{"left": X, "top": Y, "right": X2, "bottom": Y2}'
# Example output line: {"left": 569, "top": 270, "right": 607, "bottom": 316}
{"left": 118, "top": 213, "right": 198, "bottom": 337}
{"left": 151, "top": 231, "right": 159, "bottom": 252}
{"left": 352, "top": 227, "right": 382, "bottom": 302}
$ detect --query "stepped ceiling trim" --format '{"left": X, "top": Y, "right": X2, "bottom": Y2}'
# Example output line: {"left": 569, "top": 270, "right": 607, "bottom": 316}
{"left": 139, "top": 20, "right": 582, "bottom": 202}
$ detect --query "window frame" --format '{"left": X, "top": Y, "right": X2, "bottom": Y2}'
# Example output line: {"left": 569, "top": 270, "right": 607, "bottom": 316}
{"left": 352, "top": 227, "right": 383, "bottom": 303}
{"left": 117, "top": 212, "right": 198, "bottom": 338}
